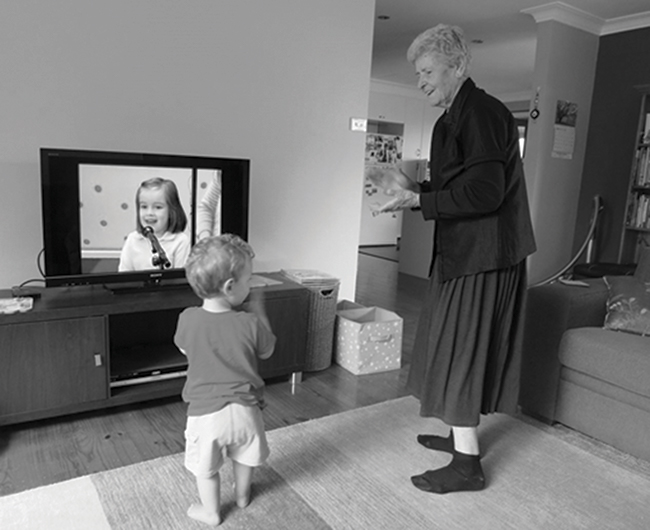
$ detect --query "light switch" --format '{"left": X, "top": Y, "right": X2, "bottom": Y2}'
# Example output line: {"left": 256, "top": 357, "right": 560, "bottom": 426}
{"left": 350, "top": 118, "right": 367, "bottom": 132}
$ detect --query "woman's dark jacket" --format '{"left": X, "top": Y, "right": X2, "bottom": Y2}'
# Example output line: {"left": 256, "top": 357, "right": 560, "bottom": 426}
{"left": 418, "top": 78, "right": 536, "bottom": 281}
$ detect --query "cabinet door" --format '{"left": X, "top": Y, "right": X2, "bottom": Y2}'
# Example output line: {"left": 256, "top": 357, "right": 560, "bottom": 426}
{"left": 0, "top": 317, "right": 108, "bottom": 417}
{"left": 258, "top": 293, "right": 308, "bottom": 378}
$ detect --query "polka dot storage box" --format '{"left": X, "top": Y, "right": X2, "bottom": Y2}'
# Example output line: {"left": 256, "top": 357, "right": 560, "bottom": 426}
{"left": 334, "top": 300, "right": 403, "bottom": 375}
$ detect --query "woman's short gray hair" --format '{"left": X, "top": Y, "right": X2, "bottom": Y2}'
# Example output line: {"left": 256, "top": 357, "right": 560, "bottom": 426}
{"left": 407, "top": 24, "right": 471, "bottom": 69}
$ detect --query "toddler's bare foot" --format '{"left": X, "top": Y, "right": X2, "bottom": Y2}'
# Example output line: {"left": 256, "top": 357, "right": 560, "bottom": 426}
{"left": 187, "top": 503, "right": 221, "bottom": 526}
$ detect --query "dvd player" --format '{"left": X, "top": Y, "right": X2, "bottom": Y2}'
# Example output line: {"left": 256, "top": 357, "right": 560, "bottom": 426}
{"left": 110, "top": 344, "right": 187, "bottom": 387}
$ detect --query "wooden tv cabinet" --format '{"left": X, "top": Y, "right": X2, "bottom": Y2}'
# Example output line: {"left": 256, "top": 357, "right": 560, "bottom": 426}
{"left": 0, "top": 273, "right": 308, "bottom": 426}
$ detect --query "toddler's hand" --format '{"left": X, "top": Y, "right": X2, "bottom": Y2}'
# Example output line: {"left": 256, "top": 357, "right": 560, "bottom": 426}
{"left": 245, "top": 288, "right": 272, "bottom": 331}
{"left": 245, "top": 287, "right": 264, "bottom": 313}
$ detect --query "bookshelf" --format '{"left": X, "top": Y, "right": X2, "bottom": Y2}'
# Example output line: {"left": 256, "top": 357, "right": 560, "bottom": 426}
{"left": 620, "top": 90, "right": 650, "bottom": 263}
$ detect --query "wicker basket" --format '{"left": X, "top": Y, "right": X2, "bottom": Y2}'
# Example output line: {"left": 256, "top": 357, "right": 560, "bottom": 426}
{"left": 303, "top": 282, "right": 340, "bottom": 372}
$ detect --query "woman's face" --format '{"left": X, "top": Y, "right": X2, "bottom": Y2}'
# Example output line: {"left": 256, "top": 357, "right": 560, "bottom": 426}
{"left": 138, "top": 187, "right": 169, "bottom": 236}
{"left": 414, "top": 53, "right": 464, "bottom": 109}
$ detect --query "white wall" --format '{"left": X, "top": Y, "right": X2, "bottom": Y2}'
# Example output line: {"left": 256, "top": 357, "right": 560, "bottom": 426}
{"left": 0, "top": 0, "right": 375, "bottom": 299}
{"left": 523, "top": 21, "right": 598, "bottom": 284}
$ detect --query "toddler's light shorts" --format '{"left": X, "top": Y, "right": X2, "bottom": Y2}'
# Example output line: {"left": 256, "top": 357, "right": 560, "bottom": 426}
{"left": 184, "top": 402, "right": 269, "bottom": 478}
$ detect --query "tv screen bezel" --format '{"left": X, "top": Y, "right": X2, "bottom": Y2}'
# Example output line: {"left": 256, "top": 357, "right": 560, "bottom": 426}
{"left": 40, "top": 147, "right": 250, "bottom": 289}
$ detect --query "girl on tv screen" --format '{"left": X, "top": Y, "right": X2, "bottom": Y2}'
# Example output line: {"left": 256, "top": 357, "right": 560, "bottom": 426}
{"left": 119, "top": 177, "right": 191, "bottom": 271}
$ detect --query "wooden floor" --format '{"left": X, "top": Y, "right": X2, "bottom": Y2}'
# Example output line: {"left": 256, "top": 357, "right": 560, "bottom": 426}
{"left": 0, "top": 253, "right": 427, "bottom": 496}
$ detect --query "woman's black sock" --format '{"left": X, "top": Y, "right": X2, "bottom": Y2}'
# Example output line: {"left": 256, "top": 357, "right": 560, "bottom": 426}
{"left": 411, "top": 450, "right": 485, "bottom": 494}
{"left": 417, "top": 431, "right": 454, "bottom": 453}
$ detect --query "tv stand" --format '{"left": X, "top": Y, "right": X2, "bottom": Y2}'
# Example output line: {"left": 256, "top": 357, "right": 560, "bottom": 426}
{"left": 0, "top": 272, "right": 309, "bottom": 426}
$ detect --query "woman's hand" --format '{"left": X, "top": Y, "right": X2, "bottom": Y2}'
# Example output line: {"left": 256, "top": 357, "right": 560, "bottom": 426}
{"left": 366, "top": 165, "right": 419, "bottom": 194}
{"left": 371, "top": 189, "right": 420, "bottom": 215}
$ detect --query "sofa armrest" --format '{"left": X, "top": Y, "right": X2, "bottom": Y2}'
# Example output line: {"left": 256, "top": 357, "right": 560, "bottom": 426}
{"left": 519, "top": 278, "right": 608, "bottom": 422}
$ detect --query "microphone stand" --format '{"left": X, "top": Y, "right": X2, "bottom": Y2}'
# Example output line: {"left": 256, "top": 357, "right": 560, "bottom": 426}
{"left": 142, "top": 226, "right": 171, "bottom": 269}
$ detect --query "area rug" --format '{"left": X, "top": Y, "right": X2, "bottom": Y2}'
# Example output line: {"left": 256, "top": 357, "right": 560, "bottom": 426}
{"left": 2, "top": 396, "right": 649, "bottom": 529}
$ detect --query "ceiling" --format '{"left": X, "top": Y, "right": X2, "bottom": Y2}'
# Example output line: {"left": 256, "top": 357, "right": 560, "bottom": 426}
{"left": 371, "top": 0, "right": 650, "bottom": 101}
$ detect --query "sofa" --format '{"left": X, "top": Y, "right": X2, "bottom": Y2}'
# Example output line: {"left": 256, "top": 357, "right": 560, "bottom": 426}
{"left": 519, "top": 244, "right": 650, "bottom": 462}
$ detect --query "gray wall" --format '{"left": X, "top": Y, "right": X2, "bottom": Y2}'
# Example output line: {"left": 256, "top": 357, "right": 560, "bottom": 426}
{"left": 576, "top": 27, "right": 650, "bottom": 263}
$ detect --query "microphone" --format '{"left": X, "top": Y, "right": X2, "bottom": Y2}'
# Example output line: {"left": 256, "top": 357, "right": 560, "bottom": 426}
{"left": 142, "top": 226, "right": 171, "bottom": 269}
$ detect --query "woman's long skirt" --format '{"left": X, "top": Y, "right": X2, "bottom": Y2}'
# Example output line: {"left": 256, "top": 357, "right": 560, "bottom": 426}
{"left": 406, "top": 259, "right": 528, "bottom": 427}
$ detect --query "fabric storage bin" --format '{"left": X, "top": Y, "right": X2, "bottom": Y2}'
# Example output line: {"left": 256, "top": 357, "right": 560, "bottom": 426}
{"left": 334, "top": 300, "right": 403, "bottom": 375}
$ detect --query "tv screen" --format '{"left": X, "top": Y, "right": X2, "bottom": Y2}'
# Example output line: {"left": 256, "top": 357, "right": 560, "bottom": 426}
{"left": 41, "top": 148, "right": 249, "bottom": 289}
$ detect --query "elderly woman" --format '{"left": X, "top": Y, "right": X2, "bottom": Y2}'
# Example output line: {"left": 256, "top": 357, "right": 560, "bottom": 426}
{"left": 368, "top": 24, "right": 536, "bottom": 493}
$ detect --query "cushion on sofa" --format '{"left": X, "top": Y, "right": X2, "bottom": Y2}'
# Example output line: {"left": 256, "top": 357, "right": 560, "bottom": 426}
{"left": 558, "top": 327, "right": 650, "bottom": 399}
{"left": 603, "top": 276, "right": 650, "bottom": 336}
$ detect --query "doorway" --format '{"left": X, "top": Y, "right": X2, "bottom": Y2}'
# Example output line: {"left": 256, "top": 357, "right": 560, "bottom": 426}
{"left": 359, "top": 119, "right": 404, "bottom": 259}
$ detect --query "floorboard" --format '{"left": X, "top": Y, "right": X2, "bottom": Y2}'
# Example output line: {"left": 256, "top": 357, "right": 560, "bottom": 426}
{"left": 0, "top": 254, "right": 426, "bottom": 496}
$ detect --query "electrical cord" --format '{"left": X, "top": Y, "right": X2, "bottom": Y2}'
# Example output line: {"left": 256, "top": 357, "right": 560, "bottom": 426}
{"left": 36, "top": 248, "right": 45, "bottom": 278}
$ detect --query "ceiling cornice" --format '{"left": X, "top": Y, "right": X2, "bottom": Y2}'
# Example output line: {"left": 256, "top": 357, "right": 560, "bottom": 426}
{"left": 601, "top": 11, "right": 650, "bottom": 36}
{"left": 522, "top": 2, "right": 603, "bottom": 35}
{"left": 522, "top": 1, "right": 650, "bottom": 36}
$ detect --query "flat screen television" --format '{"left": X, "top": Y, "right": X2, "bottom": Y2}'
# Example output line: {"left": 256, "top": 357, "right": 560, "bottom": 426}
{"left": 40, "top": 147, "right": 249, "bottom": 290}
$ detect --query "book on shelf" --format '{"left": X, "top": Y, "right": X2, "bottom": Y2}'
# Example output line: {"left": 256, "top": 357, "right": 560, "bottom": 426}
{"left": 635, "top": 146, "right": 650, "bottom": 187}
{"left": 628, "top": 194, "right": 650, "bottom": 229}
{"left": 643, "top": 112, "right": 650, "bottom": 144}
{"left": 639, "top": 195, "right": 646, "bottom": 229}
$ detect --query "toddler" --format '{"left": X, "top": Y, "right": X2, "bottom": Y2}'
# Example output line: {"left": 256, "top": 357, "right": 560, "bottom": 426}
{"left": 175, "top": 234, "right": 276, "bottom": 526}
{"left": 118, "top": 177, "right": 191, "bottom": 271}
